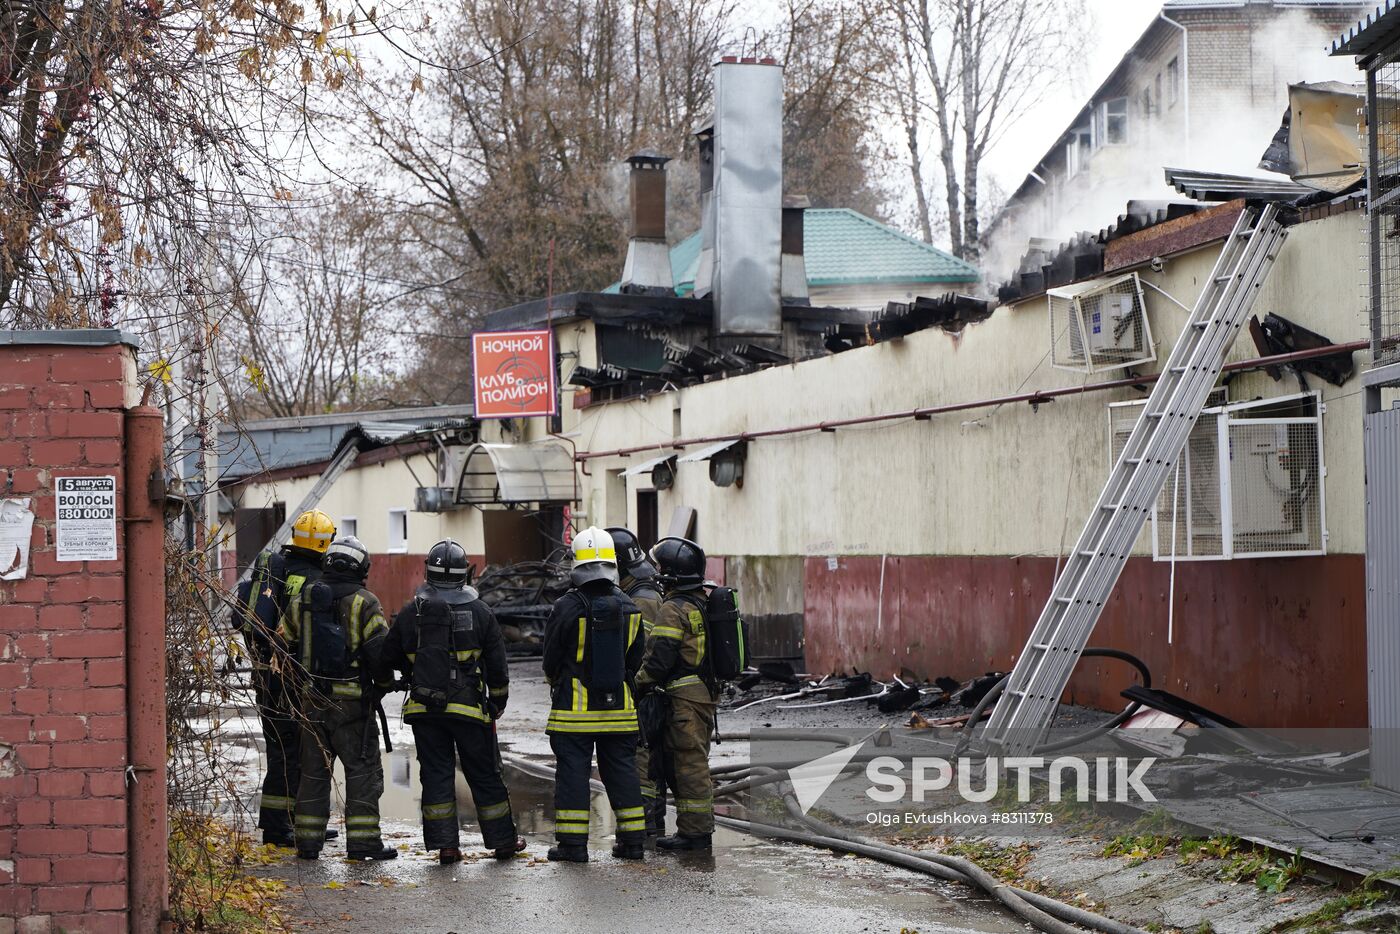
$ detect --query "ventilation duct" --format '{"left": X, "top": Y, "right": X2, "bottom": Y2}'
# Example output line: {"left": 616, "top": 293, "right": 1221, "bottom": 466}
{"left": 711, "top": 57, "right": 783, "bottom": 336}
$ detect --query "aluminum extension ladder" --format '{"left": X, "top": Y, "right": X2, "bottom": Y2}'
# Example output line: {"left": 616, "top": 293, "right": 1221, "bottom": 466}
{"left": 982, "top": 203, "right": 1289, "bottom": 756}
{"left": 229, "top": 436, "right": 363, "bottom": 592}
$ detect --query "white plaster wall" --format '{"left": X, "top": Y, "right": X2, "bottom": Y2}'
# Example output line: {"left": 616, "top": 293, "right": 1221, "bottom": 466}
{"left": 556, "top": 210, "right": 1367, "bottom": 558}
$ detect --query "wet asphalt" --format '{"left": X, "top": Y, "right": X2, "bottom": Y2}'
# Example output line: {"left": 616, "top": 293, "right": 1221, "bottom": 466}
{"left": 247, "top": 663, "right": 1025, "bottom": 933}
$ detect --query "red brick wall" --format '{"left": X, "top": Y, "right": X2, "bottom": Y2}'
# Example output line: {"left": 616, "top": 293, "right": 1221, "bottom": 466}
{"left": 1, "top": 340, "right": 135, "bottom": 933}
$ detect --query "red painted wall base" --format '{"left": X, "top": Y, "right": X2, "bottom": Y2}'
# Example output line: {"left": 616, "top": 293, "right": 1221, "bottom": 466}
{"left": 801, "top": 554, "right": 1365, "bottom": 729}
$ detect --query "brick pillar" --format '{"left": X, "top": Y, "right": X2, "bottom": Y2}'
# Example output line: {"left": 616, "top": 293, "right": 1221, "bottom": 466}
{"left": 1, "top": 331, "right": 141, "bottom": 934}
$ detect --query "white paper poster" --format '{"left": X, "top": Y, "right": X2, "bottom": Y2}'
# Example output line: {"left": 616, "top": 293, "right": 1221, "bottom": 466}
{"left": 0, "top": 498, "right": 35, "bottom": 580}
{"left": 55, "top": 476, "right": 117, "bottom": 562}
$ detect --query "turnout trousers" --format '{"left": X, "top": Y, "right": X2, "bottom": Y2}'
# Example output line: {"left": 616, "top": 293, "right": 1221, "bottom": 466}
{"left": 667, "top": 694, "right": 716, "bottom": 836}
{"left": 549, "top": 731, "right": 646, "bottom": 847}
{"left": 254, "top": 669, "right": 299, "bottom": 837}
{"left": 411, "top": 717, "right": 518, "bottom": 851}
{"left": 294, "top": 695, "right": 386, "bottom": 854}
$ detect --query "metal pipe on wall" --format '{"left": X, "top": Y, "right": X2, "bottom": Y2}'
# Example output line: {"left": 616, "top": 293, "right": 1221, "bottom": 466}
{"left": 577, "top": 340, "right": 1369, "bottom": 462}
{"left": 124, "top": 404, "right": 169, "bottom": 932}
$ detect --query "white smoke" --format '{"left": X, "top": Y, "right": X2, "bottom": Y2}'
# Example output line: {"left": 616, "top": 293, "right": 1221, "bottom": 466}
{"left": 984, "top": 6, "right": 1368, "bottom": 286}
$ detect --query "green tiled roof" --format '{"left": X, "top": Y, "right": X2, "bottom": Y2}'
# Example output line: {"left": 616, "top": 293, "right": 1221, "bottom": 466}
{"left": 604, "top": 208, "right": 978, "bottom": 294}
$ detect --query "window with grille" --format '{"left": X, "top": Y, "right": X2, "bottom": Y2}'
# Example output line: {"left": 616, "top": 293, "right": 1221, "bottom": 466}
{"left": 1109, "top": 389, "right": 1227, "bottom": 558}
{"left": 1106, "top": 391, "right": 1326, "bottom": 561}
{"left": 1050, "top": 272, "right": 1155, "bottom": 373}
{"left": 1368, "top": 56, "right": 1400, "bottom": 367}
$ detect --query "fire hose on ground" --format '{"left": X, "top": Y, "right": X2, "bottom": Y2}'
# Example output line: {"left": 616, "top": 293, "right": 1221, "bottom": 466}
{"left": 497, "top": 750, "right": 1146, "bottom": 934}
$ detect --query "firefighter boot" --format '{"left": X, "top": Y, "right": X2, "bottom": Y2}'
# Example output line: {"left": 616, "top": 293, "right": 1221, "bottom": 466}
{"left": 348, "top": 845, "right": 399, "bottom": 861}
{"left": 611, "top": 841, "right": 645, "bottom": 860}
{"left": 439, "top": 847, "right": 462, "bottom": 865}
{"left": 495, "top": 837, "right": 527, "bottom": 860}
{"left": 656, "top": 833, "right": 712, "bottom": 851}
{"left": 547, "top": 843, "right": 589, "bottom": 863}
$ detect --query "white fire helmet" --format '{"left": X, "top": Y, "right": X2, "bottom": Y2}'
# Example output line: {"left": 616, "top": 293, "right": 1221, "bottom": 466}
{"left": 571, "top": 526, "right": 619, "bottom": 585}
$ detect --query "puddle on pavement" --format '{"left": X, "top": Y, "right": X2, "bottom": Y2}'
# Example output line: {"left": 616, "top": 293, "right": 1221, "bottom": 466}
{"left": 263, "top": 738, "right": 1021, "bottom": 933}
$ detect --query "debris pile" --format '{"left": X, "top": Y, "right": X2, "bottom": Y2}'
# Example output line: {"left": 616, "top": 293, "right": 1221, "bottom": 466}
{"left": 723, "top": 668, "right": 1009, "bottom": 724}
{"left": 474, "top": 557, "right": 571, "bottom": 653}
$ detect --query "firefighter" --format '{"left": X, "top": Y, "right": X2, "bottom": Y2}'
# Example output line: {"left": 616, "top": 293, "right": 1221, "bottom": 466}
{"left": 383, "top": 539, "right": 526, "bottom": 865}
{"left": 235, "top": 509, "right": 337, "bottom": 848}
{"left": 637, "top": 537, "right": 716, "bottom": 851}
{"left": 542, "top": 527, "right": 648, "bottom": 863}
{"left": 278, "top": 536, "right": 396, "bottom": 861}
{"left": 606, "top": 527, "right": 667, "bottom": 837}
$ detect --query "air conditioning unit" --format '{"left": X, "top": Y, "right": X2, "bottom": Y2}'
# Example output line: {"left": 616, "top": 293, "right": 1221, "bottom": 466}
{"left": 1230, "top": 425, "right": 1317, "bottom": 538}
{"left": 415, "top": 486, "right": 459, "bottom": 513}
{"left": 1072, "top": 291, "right": 1142, "bottom": 358}
{"left": 1050, "top": 272, "right": 1155, "bottom": 373}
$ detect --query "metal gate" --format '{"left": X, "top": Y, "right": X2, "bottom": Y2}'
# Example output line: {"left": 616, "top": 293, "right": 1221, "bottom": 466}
{"left": 1366, "top": 405, "right": 1400, "bottom": 791}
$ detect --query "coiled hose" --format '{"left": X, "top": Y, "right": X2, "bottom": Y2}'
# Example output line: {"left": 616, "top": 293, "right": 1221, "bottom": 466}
{"left": 951, "top": 647, "right": 1151, "bottom": 757}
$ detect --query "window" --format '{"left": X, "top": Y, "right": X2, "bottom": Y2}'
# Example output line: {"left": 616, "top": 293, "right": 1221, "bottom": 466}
{"left": 1065, "top": 126, "right": 1092, "bottom": 178}
{"left": 1155, "top": 74, "right": 1163, "bottom": 113}
{"left": 1140, "top": 87, "right": 1152, "bottom": 119}
{"left": 1093, "top": 97, "right": 1128, "bottom": 148}
{"left": 1167, "top": 58, "right": 1180, "bottom": 108}
{"left": 340, "top": 516, "right": 358, "bottom": 539}
{"left": 1107, "top": 391, "right": 1325, "bottom": 561}
{"left": 388, "top": 508, "right": 408, "bottom": 553}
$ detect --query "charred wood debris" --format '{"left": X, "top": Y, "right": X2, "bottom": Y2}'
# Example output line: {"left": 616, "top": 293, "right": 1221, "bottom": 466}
{"left": 722, "top": 664, "right": 1009, "bottom": 729}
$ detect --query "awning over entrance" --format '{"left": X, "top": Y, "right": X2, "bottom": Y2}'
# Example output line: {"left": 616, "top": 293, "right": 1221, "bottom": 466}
{"left": 677, "top": 439, "right": 742, "bottom": 463}
{"left": 454, "top": 441, "right": 577, "bottom": 506}
{"left": 619, "top": 452, "right": 676, "bottom": 477}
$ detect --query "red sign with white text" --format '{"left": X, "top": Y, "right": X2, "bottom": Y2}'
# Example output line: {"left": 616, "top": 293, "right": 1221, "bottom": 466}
{"left": 472, "top": 329, "right": 557, "bottom": 419}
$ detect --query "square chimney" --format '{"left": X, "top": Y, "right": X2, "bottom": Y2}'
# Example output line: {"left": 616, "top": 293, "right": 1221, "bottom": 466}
{"left": 620, "top": 151, "right": 673, "bottom": 295}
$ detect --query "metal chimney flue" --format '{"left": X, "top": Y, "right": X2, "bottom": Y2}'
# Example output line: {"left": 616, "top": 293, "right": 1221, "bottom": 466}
{"left": 711, "top": 58, "right": 783, "bottom": 336}
{"left": 781, "top": 194, "right": 810, "bottom": 304}
{"left": 620, "top": 151, "right": 674, "bottom": 296}
{"left": 693, "top": 127, "right": 715, "bottom": 298}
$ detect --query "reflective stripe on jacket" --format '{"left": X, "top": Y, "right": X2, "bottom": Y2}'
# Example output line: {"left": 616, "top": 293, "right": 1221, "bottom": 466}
{"left": 542, "top": 585, "right": 645, "bottom": 734}
{"left": 386, "top": 585, "right": 509, "bottom": 724}
{"left": 278, "top": 586, "right": 389, "bottom": 698}
{"left": 637, "top": 591, "right": 710, "bottom": 696}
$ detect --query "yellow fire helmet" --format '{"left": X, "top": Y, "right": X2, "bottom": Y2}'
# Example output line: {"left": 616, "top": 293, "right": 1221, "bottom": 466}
{"left": 289, "top": 509, "right": 336, "bottom": 554}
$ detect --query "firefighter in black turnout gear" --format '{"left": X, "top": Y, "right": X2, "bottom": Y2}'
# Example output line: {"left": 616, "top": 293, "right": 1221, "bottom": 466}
{"left": 383, "top": 539, "right": 526, "bottom": 864}
{"left": 638, "top": 537, "right": 717, "bottom": 851}
{"left": 234, "top": 509, "right": 339, "bottom": 847}
{"left": 543, "top": 527, "right": 648, "bottom": 863}
{"left": 606, "top": 527, "right": 667, "bottom": 837}
{"left": 278, "top": 536, "right": 396, "bottom": 861}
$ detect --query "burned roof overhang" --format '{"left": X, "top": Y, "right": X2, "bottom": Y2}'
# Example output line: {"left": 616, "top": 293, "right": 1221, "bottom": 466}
{"left": 483, "top": 290, "right": 864, "bottom": 334}
{"left": 999, "top": 198, "right": 1254, "bottom": 305}
{"left": 824, "top": 293, "right": 992, "bottom": 352}
{"left": 484, "top": 291, "right": 710, "bottom": 332}
{"left": 1104, "top": 200, "right": 1247, "bottom": 273}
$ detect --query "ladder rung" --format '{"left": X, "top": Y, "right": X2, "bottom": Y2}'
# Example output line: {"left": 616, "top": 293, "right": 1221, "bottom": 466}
{"left": 1192, "top": 321, "right": 1209, "bottom": 329}
{"left": 1169, "top": 366, "right": 1188, "bottom": 374}
{"left": 1032, "top": 643, "right": 1052, "bottom": 651}
{"left": 1054, "top": 595, "right": 1073, "bottom": 603}
{"left": 1077, "top": 550, "right": 1096, "bottom": 557}
{"left": 1214, "top": 273, "right": 1235, "bottom": 282}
